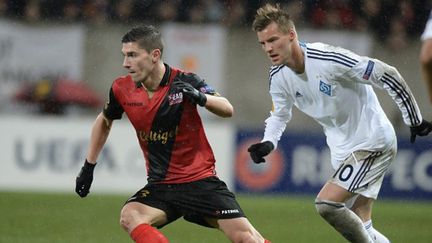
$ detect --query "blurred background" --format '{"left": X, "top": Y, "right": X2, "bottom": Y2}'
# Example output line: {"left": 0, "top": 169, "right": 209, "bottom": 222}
{"left": 0, "top": 1, "right": 432, "bottom": 242}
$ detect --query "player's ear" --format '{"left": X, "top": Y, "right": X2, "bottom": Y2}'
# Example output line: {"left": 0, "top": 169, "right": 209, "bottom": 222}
{"left": 151, "top": 49, "right": 162, "bottom": 63}
{"left": 289, "top": 29, "right": 296, "bottom": 40}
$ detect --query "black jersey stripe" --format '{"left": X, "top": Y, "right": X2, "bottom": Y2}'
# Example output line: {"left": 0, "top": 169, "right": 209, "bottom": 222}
{"left": 268, "top": 65, "right": 284, "bottom": 89}
{"left": 348, "top": 152, "right": 377, "bottom": 192}
{"left": 307, "top": 55, "right": 355, "bottom": 68}
{"left": 383, "top": 73, "right": 420, "bottom": 124}
{"left": 350, "top": 152, "right": 380, "bottom": 192}
{"left": 269, "top": 65, "right": 284, "bottom": 78}
{"left": 381, "top": 73, "right": 420, "bottom": 125}
{"left": 307, "top": 47, "right": 359, "bottom": 63}
{"left": 347, "top": 155, "right": 371, "bottom": 192}
{"left": 307, "top": 51, "right": 358, "bottom": 67}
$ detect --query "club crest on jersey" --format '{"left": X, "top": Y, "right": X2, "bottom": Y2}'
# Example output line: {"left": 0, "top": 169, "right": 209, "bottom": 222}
{"left": 319, "top": 80, "right": 332, "bottom": 96}
{"left": 168, "top": 92, "right": 183, "bottom": 105}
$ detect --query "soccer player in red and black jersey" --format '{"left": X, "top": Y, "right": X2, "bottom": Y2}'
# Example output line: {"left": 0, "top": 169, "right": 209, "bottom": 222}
{"left": 75, "top": 25, "right": 271, "bottom": 243}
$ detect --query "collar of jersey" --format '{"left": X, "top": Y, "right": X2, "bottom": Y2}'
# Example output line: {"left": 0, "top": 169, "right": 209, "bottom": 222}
{"left": 135, "top": 63, "right": 171, "bottom": 88}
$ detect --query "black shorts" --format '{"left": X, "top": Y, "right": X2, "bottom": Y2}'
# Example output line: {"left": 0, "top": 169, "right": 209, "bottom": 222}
{"left": 125, "top": 176, "right": 246, "bottom": 228}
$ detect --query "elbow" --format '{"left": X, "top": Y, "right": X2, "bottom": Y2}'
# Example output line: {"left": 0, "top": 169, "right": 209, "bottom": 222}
{"left": 217, "top": 103, "right": 234, "bottom": 118}
{"left": 223, "top": 105, "right": 234, "bottom": 118}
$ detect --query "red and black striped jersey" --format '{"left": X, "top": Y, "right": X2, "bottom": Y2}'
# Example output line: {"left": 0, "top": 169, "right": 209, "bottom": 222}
{"left": 103, "top": 63, "right": 219, "bottom": 184}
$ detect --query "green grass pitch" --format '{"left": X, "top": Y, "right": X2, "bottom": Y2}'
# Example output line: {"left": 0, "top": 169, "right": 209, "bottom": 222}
{"left": 1, "top": 191, "right": 431, "bottom": 242}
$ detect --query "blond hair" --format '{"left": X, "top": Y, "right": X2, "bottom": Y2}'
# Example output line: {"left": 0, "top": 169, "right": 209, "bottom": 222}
{"left": 252, "top": 3, "right": 294, "bottom": 33}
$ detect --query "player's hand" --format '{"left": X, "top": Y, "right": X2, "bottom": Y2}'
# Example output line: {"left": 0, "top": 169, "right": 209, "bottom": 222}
{"left": 75, "top": 160, "right": 96, "bottom": 198}
{"left": 410, "top": 119, "right": 432, "bottom": 143}
{"left": 247, "top": 141, "right": 274, "bottom": 163}
{"left": 174, "top": 79, "right": 207, "bottom": 106}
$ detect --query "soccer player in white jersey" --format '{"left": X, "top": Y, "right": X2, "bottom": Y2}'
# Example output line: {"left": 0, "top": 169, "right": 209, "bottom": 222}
{"left": 420, "top": 10, "right": 432, "bottom": 102}
{"left": 249, "top": 3, "right": 432, "bottom": 243}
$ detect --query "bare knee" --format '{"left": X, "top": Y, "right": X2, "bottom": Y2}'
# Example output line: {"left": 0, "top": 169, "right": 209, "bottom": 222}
{"left": 120, "top": 203, "right": 168, "bottom": 233}
{"left": 119, "top": 205, "right": 151, "bottom": 233}
{"left": 120, "top": 206, "right": 137, "bottom": 232}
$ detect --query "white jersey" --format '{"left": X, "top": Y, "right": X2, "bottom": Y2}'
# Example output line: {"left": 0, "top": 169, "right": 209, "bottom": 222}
{"left": 421, "top": 10, "right": 432, "bottom": 40}
{"left": 263, "top": 42, "right": 422, "bottom": 168}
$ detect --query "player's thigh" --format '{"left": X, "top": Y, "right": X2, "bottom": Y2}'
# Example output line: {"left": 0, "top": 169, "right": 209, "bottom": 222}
{"left": 317, "top": 181, "right": 354, "bottom": 203}
{"left": 213, "top": 217, "right": 262, "bottom": 239}
{"left": 327, "top": 149, "right": 393, "bottom": 200}
{"left": 120, "top": 202, "right": 168, "bottom": 229}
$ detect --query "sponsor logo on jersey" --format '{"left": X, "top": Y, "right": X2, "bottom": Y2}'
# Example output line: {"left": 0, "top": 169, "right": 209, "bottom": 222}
{"left": 215, "top": 209, "right": 240, "bottom": 215}
{"left": 363, "top": 60, "right": 375, "bottom": 80}
{"left": 168, "top": 92, "right": 183, "bottom": 105}
{"left": 123, "top": 101, "right": 144, "bottom": 106}
{"left": 137, "top": 126, "right": 178, "bottom": 144}
{"left": 319, "top": 80, "right": 332, "bottom": 96}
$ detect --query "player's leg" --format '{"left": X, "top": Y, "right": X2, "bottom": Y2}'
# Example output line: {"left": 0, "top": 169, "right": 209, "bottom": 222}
{"left": 120, "top": 202, "right": 169, "bottom": 243}
{"left": 120, "top": 184, "right": 181, "bottom": 243}
{"left": 177, "top": 176, "right": 270, "bottom": 243}
{"left": 317, "top": 146, "right": 395, "bottom": 243}
{"left": 351, "top": 195, "right": 390, "bottom": 243}
{"left": 212, "top": 217, "right": 269, "bottom": 243}
{"left": 315, "top": 182, "right": 373, "bottom": 243}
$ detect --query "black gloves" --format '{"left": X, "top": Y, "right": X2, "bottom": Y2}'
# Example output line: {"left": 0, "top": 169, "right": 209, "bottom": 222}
{"left": 75, "top": 160, "right": 96, "bottom": 198}
{"left": 247, "top": 141, "right": 274, "bottom": 164}
{"left": 174, "top": 80, "right": 207, "bottom": 106}
{"left": 410, "top": 119, "right": 432, "bottom": 143}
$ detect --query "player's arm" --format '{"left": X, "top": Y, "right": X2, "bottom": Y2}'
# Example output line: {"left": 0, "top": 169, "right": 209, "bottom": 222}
{"left": 420, "top": 38, "right": 432, "bottom": 103}
{"left": 76, "top": 86, "right": 123, "bottom": 198}
{"left": 86, "top": 112, "right": 113, "bottom": 163}
{"left": 203, "top": 94, "right": 233, "bottom": 118}
{"left": 174, "top": 73, "right": 233, "bottom": 117}
{"left": 248, "top": 71, "right": 293, "bottom": 163}
{"left": 343, "top": 57, "right": 432, "bottom": 142}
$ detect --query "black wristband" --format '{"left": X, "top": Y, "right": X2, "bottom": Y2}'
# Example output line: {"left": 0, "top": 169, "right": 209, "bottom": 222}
{"left": 83, "top": 159, "right": 96, "bottom": 172}
{"left": 198, "top": 92, "right": 207, "bottom": 106}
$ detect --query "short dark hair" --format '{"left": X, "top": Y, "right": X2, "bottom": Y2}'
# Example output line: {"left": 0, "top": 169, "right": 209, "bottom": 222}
{"left": 252, "top": 3, "right": 294, "bottom": 33}
{"left": 122, "top": 25, "right": 164, "bottom": 55}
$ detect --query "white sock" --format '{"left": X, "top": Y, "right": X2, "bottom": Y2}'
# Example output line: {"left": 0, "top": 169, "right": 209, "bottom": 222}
{"left": 364, "top": 220, "right": 390, "bottom": 243}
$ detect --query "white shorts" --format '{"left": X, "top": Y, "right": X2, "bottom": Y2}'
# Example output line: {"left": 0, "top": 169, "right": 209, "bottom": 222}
{"left": 329, "top": 145, "right": 396, "bottom": 199}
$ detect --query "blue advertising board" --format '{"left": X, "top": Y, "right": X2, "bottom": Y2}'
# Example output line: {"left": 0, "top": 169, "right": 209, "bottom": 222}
{"left": 235, "top": 130, "right": 432, "bottom": 200}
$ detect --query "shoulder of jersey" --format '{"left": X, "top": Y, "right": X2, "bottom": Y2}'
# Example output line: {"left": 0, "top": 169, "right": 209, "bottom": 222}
{"left": 305, "top": 42, "right": 359, "bottom": 68}
{"left": 113, "top": 75, "right": 132, "bottom": 84}
{"left": 176, "top": 72, "right": 202, "bottom": 85}
{"left": 269, "top": 65, "right": 286, "bottom": 80}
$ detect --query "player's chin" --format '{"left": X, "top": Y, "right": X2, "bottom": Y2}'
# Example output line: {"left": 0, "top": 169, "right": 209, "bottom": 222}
{"left": 270, "top": 59, "right": 282, "bottom": 65}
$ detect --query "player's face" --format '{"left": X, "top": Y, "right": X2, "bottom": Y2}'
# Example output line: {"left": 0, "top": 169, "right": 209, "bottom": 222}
{"left": 257, "top": 22, "right": 294, "bottom": 65}
{"left": 121, "top": 42, "right": 158, "bottom": 83}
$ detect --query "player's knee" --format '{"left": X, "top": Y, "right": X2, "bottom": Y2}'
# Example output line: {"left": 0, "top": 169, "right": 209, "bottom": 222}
{"left": 315, "top": 198, "right": 345, "bottom": 221}
{"left": 119, "top": 207, "right": 133, "bottom": 231}
{"left": 119, "top": 206, "right": 145, "bottom": 232}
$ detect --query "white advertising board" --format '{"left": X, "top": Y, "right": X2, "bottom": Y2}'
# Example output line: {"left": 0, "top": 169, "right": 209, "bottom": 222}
{"left": 0, "top": 116, "right": 234, "bottom": 194}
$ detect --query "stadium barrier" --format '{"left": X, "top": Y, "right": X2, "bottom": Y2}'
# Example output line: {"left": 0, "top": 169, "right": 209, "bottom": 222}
{"left": 235, "top": 130, "right": 432, "bottom": 200}
{"left": 0, "top": 116, "right": 234, "bottom": 193}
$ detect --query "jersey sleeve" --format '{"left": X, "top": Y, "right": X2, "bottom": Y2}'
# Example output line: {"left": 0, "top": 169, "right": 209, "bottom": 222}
{"left": 262, "top": 69, "right": 294, "bottom": 148}
{"left": 342, "top": 56, "right": 423, "bottom": 126}
{"left": 102, "top": 86, "right": 124, "bottom": 120}
{"left": 176, "top": 72, "right": 220, "bottom": 96}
